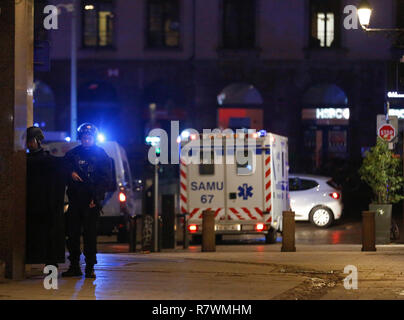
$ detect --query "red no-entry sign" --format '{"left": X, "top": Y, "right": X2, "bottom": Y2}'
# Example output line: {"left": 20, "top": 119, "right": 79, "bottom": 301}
{"left": 378, "top": 124, "right": 396, "bottom": 142}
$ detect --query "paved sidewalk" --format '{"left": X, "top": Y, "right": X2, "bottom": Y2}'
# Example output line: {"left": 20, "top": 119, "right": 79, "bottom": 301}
{"left": 0, "top": 244, "right": 403, "bottom": 300}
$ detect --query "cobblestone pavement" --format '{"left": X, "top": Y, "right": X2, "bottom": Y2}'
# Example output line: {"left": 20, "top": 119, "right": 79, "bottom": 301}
{"left": 0, "top": 244, "right": 404, "bottom": 300}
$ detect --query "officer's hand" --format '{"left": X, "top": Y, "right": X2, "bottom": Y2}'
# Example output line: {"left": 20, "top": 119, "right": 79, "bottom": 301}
{"left": 72, "top": 171, "right": 83, "bottom": 182}
{"left": 89, "top": 200, "right": 96, "bottom": 208}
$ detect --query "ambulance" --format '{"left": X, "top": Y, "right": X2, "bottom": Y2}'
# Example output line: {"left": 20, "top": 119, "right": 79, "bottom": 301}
{"left": 43, "top": 140, "right": 140, "bottom": 242}
{"left": 178, "top": 130, "right": 290, "bottom": 243}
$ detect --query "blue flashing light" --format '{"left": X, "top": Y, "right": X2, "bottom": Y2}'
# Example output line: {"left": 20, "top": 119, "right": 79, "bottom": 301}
{"left": 259, "top": 130, "right": 267, "bottom": 137}
{"left": 65, "top": 137, "right": 71, "bottom": 142}
{"left": 97, "top": 133, "right": 106, "bottom": 143}
{"left": 33, "top": 123, "right": 39, "bottom": 127}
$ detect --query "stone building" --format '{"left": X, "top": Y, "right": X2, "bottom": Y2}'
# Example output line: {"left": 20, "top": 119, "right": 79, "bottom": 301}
{"left": 34, "top": 0, "right": 404, "bottom": 176}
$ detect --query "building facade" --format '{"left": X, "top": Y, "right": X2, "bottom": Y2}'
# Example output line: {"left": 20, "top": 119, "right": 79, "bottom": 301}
{"left": 34, "top": 0, "right": 404, "bottom": 177}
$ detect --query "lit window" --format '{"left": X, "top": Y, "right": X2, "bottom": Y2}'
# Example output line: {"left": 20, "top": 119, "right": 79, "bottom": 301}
{"left": 316, "top": 13, "right": 334, "bottom": 47}
{"left": 310, "top": 0, "right": 340, "bottom": 48}
{"left": 82, "top": 0, "right": 114, "bottom": 48}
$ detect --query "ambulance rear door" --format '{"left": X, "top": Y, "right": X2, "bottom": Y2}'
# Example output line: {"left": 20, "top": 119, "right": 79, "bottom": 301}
{"left": 187, "top": 146, "right": 226, "bottom": 222}
{"left": 225, "top": 147, "right": 264, "bottom": 222}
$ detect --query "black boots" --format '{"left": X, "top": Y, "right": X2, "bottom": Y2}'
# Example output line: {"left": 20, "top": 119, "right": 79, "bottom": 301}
{"left": 85, "top": 265, "right": 96, "bottom": 279}
{"left": 62, "top": 263, "right": 95, "bottom": 278}
{"left": 62, "top": 264, "right": 83, "bottom": 277}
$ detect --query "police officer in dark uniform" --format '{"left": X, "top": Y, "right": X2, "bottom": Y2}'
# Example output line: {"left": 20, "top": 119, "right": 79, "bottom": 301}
{"left": 62, "top": 123, "right": 111, "bottom": 278}
{"left": 26, "top": 126, "right": 66, "bottom": 267}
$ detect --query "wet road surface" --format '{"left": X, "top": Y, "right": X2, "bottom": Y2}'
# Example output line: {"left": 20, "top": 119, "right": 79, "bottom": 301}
{"left": 97, "top": 217, "right": 363, "bottom": 253}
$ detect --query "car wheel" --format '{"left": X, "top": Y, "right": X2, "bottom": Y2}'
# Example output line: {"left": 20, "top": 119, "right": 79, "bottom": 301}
{"left": 265, "top": 227, "right": 278, "bottom": 244}
{"left": 309, "top": 206, "right": 334, "bottom": 228}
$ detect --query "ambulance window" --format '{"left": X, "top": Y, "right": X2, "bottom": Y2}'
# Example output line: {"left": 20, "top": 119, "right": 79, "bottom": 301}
{"left": 199, "top": 151, "right": 215, "bottom": 175}
{"left": 236, "top": 150, "right": 253, "bottom": 175}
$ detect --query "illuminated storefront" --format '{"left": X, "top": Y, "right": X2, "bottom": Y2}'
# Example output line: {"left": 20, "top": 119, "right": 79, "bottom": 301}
{"left": 301, "top": 84, "right": 349, "bottom": 170}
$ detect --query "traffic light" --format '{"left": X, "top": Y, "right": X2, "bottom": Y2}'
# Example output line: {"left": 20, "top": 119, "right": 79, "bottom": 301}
{"left": 146, "top": 135, "right": 161, "bottom": 157}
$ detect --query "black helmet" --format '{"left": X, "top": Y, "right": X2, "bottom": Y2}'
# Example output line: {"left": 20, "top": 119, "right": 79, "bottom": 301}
{"left": 26, "top": 126, "right": 45, "bottom": 142}
{"left": 77, "top": 123, "right": 98, "bottom": 140}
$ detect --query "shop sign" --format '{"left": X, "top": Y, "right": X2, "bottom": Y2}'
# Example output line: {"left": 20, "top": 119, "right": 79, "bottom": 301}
{"left": 316, "top": 108, "right": 350, "bottom": 120}
{"left": 388, "top": 109, "right": 404, "bottom": 119}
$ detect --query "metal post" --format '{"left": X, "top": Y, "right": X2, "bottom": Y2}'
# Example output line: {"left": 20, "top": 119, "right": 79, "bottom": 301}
{"left": 201, "top": 210, "right": 215, "bottom": 252}
{"left": 153, "top": 163, "right": 159, "bottom": 252}
{"left": 281, "top": 211, "right": 296, "bottom": 252}
{"left": 70, "top": 0, "right": 78, "bottom": 140}
{"left": 162, "top": 195, "right": 176, "bottom": 249}
{"left": 362, "top": 211, "right": 376, "bottom": 251}
{"left": 183, "top": 214, "right": 189, "bottom": 249}
{"left": 129, "top": 216, "right": 137, "bottom": 253}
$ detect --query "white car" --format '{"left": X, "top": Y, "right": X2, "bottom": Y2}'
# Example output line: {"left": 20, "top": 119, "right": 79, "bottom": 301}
{"left": 289, "top": 174, "right": 343, "bottom": 228}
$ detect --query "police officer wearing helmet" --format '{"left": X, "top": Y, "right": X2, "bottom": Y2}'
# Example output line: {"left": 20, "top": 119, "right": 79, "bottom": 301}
{"left": 63, "top": 123, "right": 111, "bottom": 278}
{"left": 26, "top": 126, "right": 66, "bottom": 267}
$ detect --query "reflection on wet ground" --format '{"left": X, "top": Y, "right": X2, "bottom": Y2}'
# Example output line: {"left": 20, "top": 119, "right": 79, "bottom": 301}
{"left": 97, "top": 217, "right": 363, "bottom": 253}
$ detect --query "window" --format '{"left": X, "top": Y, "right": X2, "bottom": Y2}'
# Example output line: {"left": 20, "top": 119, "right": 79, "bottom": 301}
{"left": 82, "top": 0, "right": 114, "bottom": 48}
{"left": 199, "top": 151, "right": 215, "bottom": 175}
{"left": 309, "top": 0, "right": 340, "bottom": 48}
{"left": 123, "top": 160, "right": 132, "bottom": 188}
{"left": 222, "top": 0, "right": 256, "bottom": 49}
{"left": 236, "top": 150, "right": 254, "bottom": 175}
{"left": 147, "top": 0, "right": 180, "bottom": 48}
{"left": 289, "top": 178, "right": 319, "bottom": 191}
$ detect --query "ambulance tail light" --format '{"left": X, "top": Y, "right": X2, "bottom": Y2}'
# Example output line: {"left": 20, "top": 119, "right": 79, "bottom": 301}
{"left": 329, "top": 192, "right": 340, "bottom": 200}
{"left": 188, "top": 224, "right": 198, "bottom": 233}
{"left": 255, "top": 223, "right": 265, "bottom": 232}
{"left": 251, "top": 132, "right": 259, "bottom": 139}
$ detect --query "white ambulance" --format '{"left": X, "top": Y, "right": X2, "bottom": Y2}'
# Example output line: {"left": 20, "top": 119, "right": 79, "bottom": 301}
{"left": 179, "top": 130, "right": 290, "bottom": 243}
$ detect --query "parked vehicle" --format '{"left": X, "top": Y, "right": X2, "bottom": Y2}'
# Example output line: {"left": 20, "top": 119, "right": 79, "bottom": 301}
{"left": 179, "top": 130, "right": 290, "bottom": 244}
{"left": 43, "top": 141, "right": 141, "bottom": 242}
{"left": 289, "top": 174, "right": 343, "bottom": 228}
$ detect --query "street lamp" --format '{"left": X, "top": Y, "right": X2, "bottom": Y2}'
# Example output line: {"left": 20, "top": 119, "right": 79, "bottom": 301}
{"left": 357, "top": 0, "right": 404, "bottom": 33}
{"left": 357, "top": 0, "right": 372, "bottom": 28}
{"left": 57, "top": 1, "right": 78, "bottom": 141}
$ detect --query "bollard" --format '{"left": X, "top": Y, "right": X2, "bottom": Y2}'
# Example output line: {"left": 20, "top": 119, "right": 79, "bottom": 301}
{"left": 362, "top": 211, "right": 376, "bottom": 251}
{"left": 177, "top": 213, "right": 190, "bottom": 249}
{"left": 162, "top": 195, "right": 176, "bottom": 249}
{"left": 281, "top": 211, "right": 296, "bottom": 252}
{"left": 129, "top": 215, "right": 138, "bottom": 253}
{"left": 202, "top": 210, "right": 216, "bottom": 252}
